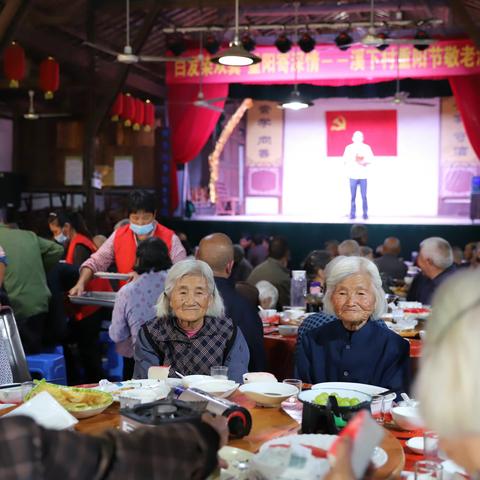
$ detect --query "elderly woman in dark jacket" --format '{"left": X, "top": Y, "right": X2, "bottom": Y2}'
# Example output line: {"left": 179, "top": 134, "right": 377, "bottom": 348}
{"left": 134, "top": 259, "right": 249, "bottom": 383}
{"left": 295, "top": 256, "right": 410, "bottom": 394}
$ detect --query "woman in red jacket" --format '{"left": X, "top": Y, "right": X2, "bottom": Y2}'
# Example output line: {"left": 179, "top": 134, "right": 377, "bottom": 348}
{"left": 63, "top": 212, "right": 111, "bottom": 383}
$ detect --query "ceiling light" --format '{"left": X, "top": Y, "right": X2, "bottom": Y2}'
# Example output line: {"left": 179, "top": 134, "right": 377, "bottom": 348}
{"left": 205, "top": 34, "right": 220, "bottom": 54}
{"left": 275, "top": 33, "right": 293, "bottom": 53}
{"left": 414, "top": 30, "right": 430, "bottom": 51}
{"left": 211, "top": 0, "right": 261, "bottom": 66}
{"left": 334, "top": 31, "right": 353, "bottom": 51}
{"left": 280, "top": 87, "right": 313, "bottom": 111}
{"left": 241, "top": 33, "right": 256, "bottom": 52}
{"left": 167, "top": 33, "right": 187, "bottom": 56}
{"left": 298, "top": 32, "right": 316, "bottom": 53}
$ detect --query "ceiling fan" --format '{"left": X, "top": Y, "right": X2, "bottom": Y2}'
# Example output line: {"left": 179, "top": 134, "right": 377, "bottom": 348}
{"left": 375, "top": 50, "right": 436, "bottom": 107}
{"left": 347, "top": 0, "right": 437, "bottom": 48}
{"left": 171, "top": 34, "right": 228, "bottom": 113}
{"left": 23, "top": 90, "right": 71, "bottom": 120}
{"left": 83, "top": 0, "right": 187, "bottom": 64}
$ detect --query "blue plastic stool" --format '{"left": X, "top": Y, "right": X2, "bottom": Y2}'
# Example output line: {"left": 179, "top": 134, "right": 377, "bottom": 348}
{"left": 99, "top": 331, "right": 123, "bottom": 381}
{"left": 27, "top": 346, "right": 67, "bottom": 385}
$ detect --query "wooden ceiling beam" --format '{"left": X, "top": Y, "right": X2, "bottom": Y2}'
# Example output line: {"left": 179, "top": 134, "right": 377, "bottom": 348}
{"left": 0, "top": 0, "right": 32, "bottom": 54}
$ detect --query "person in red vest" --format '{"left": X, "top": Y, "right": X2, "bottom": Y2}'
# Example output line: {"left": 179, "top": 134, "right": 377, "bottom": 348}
{"left": 63, "top": 212, "right": 112, "bottom": 383}
{"left": 69, "top": 190, "right": 186, "bottom": 297}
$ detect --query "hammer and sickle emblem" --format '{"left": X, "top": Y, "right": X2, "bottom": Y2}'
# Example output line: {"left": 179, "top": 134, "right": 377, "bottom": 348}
{"left": 330, "top": 115, "right": 347, "bottom": 131}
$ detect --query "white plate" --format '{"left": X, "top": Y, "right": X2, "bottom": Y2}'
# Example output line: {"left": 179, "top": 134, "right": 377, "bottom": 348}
{"left": 97, "top": 379, "right": 170, "bottom": 402}
{"left": 299, "top": 387, "right": 372, "bottom": 405}
{"left": 94, "top": 272, "right": 131, "bottom": 280}
{"left": 260, "top": 434, "right": 388, "bottom": 469}
{"left": 311, "top": 382, "right": 388, "bottom": 396}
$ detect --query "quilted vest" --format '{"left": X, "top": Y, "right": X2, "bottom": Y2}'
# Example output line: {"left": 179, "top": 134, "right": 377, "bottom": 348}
{"left": 145, "top": 316, "right": 235, "bottom": 376}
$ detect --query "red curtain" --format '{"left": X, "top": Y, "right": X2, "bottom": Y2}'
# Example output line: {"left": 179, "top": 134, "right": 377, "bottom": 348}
{"left": 449, "top": 75, "right": 480, "bottom": 160}
{"left": 168, "top": 83, "right": 228, "bottom": 211}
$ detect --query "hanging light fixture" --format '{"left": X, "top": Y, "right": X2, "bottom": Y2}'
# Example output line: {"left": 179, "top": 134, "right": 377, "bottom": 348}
{"left": 211, "top": 0, "right": 261, "bottom": 66}
{"left": 205, "top": 34, "right": 220, "bottom": 54}
{"left": 275, "top": 32, "right": 292, "bottom": 53}
{"left": 280, "top": 3, "right": 312, "bottom": 111}
{"left": 241, "top": 32, "right": 256, "bottom": 52}
{"left": 298, "top": 31, "right": 316, "bottom": 53}
{"left": 167, "top": 33, "right": 187, "bottom": 56}
{"left": 334, "top": 31, "right": 353, "bottom": 51}
{"left": 414, "top": 29, "right": 431, "bottom": 51}
{"left": 280, "top": 85, "right": 313, "bottom": 110}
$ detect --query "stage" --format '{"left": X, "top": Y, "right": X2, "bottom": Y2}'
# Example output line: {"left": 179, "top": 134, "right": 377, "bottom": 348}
{"left": 185, "top": 213, "right": 477, "bottom": 226}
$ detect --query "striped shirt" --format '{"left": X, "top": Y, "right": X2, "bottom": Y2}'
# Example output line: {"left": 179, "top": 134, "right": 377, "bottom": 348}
{"left": 81, "top": 223, "right": 186, "bottom": 274}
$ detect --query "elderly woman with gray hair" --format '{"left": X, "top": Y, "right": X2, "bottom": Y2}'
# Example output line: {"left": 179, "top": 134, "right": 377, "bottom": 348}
{"left": 415, "top": 269, "right": 480, "bottom": 476}
{"left": 295, "top": 256, "right": 410, "bottom": 394}
{"left": 134, "top": 259, "right": 249, "bottom": 383}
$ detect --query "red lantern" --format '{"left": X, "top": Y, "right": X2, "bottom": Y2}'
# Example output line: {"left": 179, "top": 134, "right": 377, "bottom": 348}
{"left": 143, "top": 100, "right": 155, "bottom": 132}
{"left": 39, "top": 57, "right": 59, "bottom": 99}
{"left": 133, "top": 98, "right": 145, "bottom": 131}
{"left": 3, "top": 42, "right": 25, "bottom": 88}
{"left": 121, "top": 93, "right": 135, "bottom": 127}
{"left": 111, "top": 93, "right": 124, "bottom": 122}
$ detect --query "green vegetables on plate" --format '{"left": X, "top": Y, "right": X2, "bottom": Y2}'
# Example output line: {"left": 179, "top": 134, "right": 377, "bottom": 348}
{"left": 313, "top": 391, "right": 361, "bottom": 407}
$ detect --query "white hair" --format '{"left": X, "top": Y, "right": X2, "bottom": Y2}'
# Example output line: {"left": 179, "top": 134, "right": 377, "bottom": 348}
{"left": 155, "top": 259, "right": 225, "bottom": 318}
{"left": 337, "top": 239, "right": 361, "bottom": 257}
{"left": 414, "top": 270, "right": 480, "bottom": 436}
{"left": 420, "top": 237, "right": 453, "bottom": 270}
{"left": 323, "top": 256, "right": 387, "bottom": 319}
{"left": 256, "top": 280, "right": 279, "bottom": 309}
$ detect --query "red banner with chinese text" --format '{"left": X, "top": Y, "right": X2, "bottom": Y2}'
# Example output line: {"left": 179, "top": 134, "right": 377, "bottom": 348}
{"left": 326, "top": 110, "right": 397, "bottom": 156}
{"left": 166, "top": 40, "right": 480, "bottom": 85}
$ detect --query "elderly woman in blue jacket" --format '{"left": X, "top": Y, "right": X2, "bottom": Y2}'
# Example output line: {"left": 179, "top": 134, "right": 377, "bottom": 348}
{"left": 134, "top": 259, "right": 249, "bottom": 383}
{"left": 295, "top": 256, "right": 410, "bottom": 394}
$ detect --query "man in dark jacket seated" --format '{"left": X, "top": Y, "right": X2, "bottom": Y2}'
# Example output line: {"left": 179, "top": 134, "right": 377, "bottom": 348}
{"left": 295, "top": 256, "right": 410, "bottom": 395}
{"left": 197, "top": 233, "right": 266, "bottom": 372}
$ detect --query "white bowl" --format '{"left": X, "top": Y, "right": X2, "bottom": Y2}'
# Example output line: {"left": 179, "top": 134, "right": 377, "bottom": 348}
{"left": 391, "top": 406, "right": 424, "bottom": 430}
{"left": 278, "top": 325, "right": 299, "bottom": 336}
{"left": 283, "top": 309, "right": 304, "bottom": 321}
{"left": 239, "top": 381, "right": 298, "bottom": 406}
{"left": 0, "top": 384, "right": 23, "bottom": 404}
{"left": 181, "top": 375, "right": 213, "bottom": 387}
{"left": 243, "top": 372, "right": 277, "bottom": 384}
{"left": 406, "top": 436, "right": 424, "bottom": 455}
{"left": 194, "top": 380, "right": 239, "bottom": 398}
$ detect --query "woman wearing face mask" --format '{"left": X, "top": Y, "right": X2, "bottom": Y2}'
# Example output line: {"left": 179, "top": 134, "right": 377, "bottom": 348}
{"left": 47, "top": 212, "right": 68, "bottom": 246}
{"left": 69, "top": 190, "right": 186, "bottom": 296}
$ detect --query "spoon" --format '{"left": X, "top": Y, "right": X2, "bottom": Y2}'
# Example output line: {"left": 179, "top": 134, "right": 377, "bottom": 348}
{"left": 175, "top": 371, "right": 185, "bottom": 378}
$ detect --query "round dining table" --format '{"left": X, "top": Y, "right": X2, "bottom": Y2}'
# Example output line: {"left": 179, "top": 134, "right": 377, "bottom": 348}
{"left": 71, "top": 391, "right": 405, "bottom": 479}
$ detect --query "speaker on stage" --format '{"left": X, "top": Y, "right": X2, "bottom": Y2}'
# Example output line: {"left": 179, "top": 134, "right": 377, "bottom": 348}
{"left": 470, "top": 176, "right": 480, "bottom": 220}
{"left": 0, "top": 172, "right": 25, "bottom": 209}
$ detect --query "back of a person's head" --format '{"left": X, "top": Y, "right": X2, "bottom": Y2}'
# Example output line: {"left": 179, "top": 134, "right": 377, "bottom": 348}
{"left": 268, "top": 236, "right": 289, "bottom": 260}
{"left": 65, "top": 211, "right": 92, "bottom": 239}
{"left": 382, "top": 236, "right": 401, "bottom": 256}
{"left": 360, "top": 246, "right": 373, "bottom": 259}
{"left": 128, "top": 190, "right": 156, "bottom": 214}
{"left": 350, "top": 224, "right": 368, "bottom": 246}
{"left": 302, "top": 250, "right": 332, "bottom": 279}
{"left": 252, "top": 234, "right": 265, "bottom": 246}
{"left": 197, "top": 233, "right": 234, "bottom": 273}
{"left": 135, "top": 237, "right": 172, "bottom": 274}
{"left": 256, "top": 280, "right": 279, "bottom": 309}
{"left": 420, "top": 237, "right": 453, "bottom": 270}
{"left": 233, "top": 244, "right": 245, "bottom": 263}
{"left": 337, "top": 239, "right": 361, "bottom": 257}
{"left": 415, "top": 269, "right": 480, "bottom": 436}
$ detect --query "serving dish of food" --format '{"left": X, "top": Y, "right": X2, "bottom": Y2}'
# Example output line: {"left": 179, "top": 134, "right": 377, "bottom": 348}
{"left": 25, "top": 380, "right": 113, "bottom": 419}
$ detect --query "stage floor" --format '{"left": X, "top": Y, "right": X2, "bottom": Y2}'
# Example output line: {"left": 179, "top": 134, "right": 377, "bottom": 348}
{"left": 189, "top": 214, "right": 478, "bottom": 226}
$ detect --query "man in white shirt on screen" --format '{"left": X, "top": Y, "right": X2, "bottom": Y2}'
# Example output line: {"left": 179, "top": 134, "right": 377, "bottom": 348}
{"left": 343, "top": 130, "right": 374, "bottom": 220}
